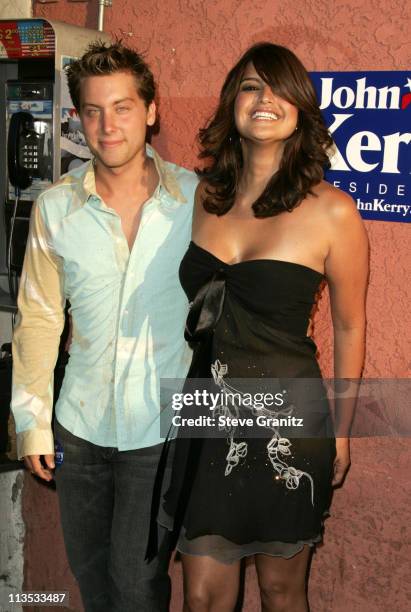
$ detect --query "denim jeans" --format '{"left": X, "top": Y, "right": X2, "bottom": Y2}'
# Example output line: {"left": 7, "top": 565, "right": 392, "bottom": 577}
{"left": 54, "top": 420, "right": 171, "bottom": 612}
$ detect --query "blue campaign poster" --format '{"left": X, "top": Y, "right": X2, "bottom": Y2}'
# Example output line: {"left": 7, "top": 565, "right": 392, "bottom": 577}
{"left": 310, "top": 71, "right": 411, "bottom": 222}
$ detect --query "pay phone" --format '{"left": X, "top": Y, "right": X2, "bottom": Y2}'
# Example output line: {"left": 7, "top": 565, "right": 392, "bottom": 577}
{"left": 5, "top": 81, "right": 54, "bottom": 299}
{"left": 8, "top": 110, "right": 39, "bottom": 193}
{"left": 7, "top": 82, "right": 54, "bottom": 198}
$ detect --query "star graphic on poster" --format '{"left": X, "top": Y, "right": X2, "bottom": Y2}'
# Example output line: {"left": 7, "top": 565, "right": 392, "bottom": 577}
{"left": 401, "top": 78, "right": 411, "bottom": 109}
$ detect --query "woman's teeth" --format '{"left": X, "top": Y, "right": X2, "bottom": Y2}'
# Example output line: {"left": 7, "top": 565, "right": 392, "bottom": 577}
{"left": 251, "top": 111, "right": 279, "bottom": 120}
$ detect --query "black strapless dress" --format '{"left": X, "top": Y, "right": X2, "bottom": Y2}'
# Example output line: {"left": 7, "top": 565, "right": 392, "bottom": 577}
{"left": 160, "top": 241, "right": 336, "bottom": 564}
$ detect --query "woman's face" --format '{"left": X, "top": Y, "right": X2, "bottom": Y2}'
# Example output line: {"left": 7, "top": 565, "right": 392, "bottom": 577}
{"left": 234, "top": 62, "right": 298, "bottom": 145}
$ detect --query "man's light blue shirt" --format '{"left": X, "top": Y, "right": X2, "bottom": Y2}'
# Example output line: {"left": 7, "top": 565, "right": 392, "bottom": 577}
{"left": 12, "top": 145, "right": 197, "bottom": 457}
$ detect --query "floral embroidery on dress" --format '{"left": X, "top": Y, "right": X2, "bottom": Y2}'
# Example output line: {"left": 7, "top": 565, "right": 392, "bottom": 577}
{"left": 211, "top": 359, "right": 314, "bottom": 505}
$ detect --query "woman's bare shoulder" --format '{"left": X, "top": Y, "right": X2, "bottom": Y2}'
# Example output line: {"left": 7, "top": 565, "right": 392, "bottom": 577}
{"left": 310, "top": 180, "right": 363, "bottom": 226}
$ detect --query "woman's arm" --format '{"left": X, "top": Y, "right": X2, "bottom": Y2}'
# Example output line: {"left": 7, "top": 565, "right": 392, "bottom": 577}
{"left": 324, "top": 189, "right": 369, "bottom": 486}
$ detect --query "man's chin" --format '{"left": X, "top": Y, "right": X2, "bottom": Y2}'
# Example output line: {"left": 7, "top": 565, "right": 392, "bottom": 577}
{"left": 92, "top": 150, "right": 144, "bottom": 170}
{"left": 94, "top": 155, "right": 132, "bottom": 170}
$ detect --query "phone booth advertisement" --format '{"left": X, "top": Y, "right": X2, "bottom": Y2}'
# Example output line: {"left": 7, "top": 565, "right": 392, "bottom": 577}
{"left": 0, "top": 20, "right": 54, "bottom": 59}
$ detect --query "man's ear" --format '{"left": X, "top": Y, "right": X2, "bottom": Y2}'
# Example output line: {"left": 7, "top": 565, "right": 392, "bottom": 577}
{"left": 146, "top": 100, "right": 156, "bottom": 127}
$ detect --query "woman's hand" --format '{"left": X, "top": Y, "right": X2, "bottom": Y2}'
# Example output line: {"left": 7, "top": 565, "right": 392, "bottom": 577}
{"left": 332, "top": 438, "right": 351, "bottom": 487}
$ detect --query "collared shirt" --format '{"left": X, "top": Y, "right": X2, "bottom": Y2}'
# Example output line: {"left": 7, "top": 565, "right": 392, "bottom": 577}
{"left": 11, "top": 145, "right": 198, "bottom": 459}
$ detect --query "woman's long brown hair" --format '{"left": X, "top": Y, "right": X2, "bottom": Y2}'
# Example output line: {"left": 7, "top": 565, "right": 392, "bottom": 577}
{"left": 197, "top": 42, "right": 334, "bottom": 217}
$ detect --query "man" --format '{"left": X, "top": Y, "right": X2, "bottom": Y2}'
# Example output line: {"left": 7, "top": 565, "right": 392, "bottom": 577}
{"left": 11, "top": 41, "right": 197, "bottom": 611}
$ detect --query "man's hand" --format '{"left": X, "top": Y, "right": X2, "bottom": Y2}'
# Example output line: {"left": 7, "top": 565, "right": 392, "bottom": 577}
{"left": 24, "top": 454, "right": 55, "bottom": 481}
{"left": 332, "top": 438, "right": 351, "bottom": 487}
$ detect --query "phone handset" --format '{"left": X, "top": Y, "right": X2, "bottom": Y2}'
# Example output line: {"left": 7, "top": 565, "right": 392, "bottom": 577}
{"left": 7, "top": 111, "right": 37, "bottom": 192}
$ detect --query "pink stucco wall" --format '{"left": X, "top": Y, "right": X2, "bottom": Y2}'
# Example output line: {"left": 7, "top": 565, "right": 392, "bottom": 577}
{"left": 21, "top": 1, "right": 411, "bottom": 611}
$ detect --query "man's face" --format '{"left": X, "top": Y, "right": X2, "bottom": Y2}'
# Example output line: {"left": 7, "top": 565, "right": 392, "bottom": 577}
{"left": 79, "top": 71, "right": 156, "bottom": 171}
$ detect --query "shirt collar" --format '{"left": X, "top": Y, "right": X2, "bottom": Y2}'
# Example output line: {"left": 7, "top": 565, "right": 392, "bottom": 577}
{"left": 78, "top": 144, "right": 187, "bottom": 205}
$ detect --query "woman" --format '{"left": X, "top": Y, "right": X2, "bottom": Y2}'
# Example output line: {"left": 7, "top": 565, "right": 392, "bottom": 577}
{"left": 162, "top": 42, "right": 368, "bottom": 612}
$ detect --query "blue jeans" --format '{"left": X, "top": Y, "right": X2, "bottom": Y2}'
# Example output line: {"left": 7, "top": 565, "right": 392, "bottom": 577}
{"left": 54, "top": 421, "right": 171, "bottom": 612}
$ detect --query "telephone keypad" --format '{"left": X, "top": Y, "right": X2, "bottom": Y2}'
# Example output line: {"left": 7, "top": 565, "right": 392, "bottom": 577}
{"left": 21, "top": 141, "right": 40, "bottom": 171}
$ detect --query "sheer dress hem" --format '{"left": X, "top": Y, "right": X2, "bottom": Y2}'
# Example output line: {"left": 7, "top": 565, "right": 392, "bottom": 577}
{"left": 175, "top": 528, "right": 323, "bottom": 565}
{"left": 158, "top": 505, "right": 329, "bottom": 565}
